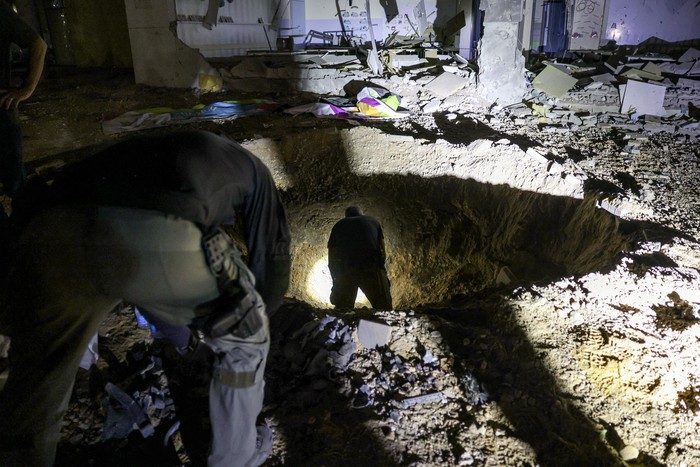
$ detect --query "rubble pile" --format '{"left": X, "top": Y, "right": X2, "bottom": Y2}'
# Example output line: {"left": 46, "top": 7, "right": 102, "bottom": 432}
{"left": 55, "top": 307, "right": 188, "bottom": 466}
{"left": 518, "top": 48, "right": 700, "bottom": 138}
{"left": 264, "top": 304, "right": 497, "bottom": 466}
{"left": 471, "top": 48, "right": 700, "bottom": 239}
{"left": 57, "top": 294, "right": 669, "bottom": 465}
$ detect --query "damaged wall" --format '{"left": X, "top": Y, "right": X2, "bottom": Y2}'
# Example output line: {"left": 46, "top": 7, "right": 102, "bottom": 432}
{"left": 174, "top": 0, "right": 278, "bottom": 56}
{"left": 302, "top": 0, "right": 440, "bottom": 46}
{"left": 456, "top": 0, "right": 476, "bottom": 58}
{"left": 293, "top": 0, "right": 468, "bottom": 49}
{"left": 171, "top": 0, "right": 446, "bottom": 54}
{"left": 122, "top": 0, "right": 468, "bottom": 88}
{"left": 124, "top": 0, "right": 220, "bottom": 89}
{"left": 605, "top": 0, "right": 700, "bottom": 45}
{"left": 606, "top": 0, "right": 700, "bottom": 46}
{"left": 527, "top": 0, "right": 699, "bottom": 53}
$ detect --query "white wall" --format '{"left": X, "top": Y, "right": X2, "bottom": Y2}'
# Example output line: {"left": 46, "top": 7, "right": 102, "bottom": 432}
{"left": 605, "top": 0, "right": 700, "bottom": 45}
{"left": 302, "top": 0, "right": 439, "bottom": 45}
{"left": 524, "top": 0, "right": 699, "bottom": 52}
{"left": 171, "top": 0, "right": 446, "bottom": 53}
{"left": 125, "top": 0, "right": 217, "bottom": 88}
{"left": 130, "top": 0, "right": 469, "bottom": 60}
{"left": 124, "top": 0, "right": 473, "bottom": 87}
{"left": 175, "top": 0, "right": 279, "bottom": 56}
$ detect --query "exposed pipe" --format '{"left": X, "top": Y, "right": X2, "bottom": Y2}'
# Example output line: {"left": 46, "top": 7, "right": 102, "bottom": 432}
{"left": 365, "top": 0, "right": 384, "bottom": 75}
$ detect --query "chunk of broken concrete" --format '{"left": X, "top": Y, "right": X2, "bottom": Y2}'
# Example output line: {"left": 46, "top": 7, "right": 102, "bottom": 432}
{"left": 591, "top": 72, "right": 617, "bottom": 84}
{"left": 688, "top": 60, "right": 700, "bottom": 77}
{"left": 495, "top": 266, "right": 517, "bottom": 285}
{"left": 424, "top": 72, "right": 470, "bottom": 99}
{"left": 389, "top": 51, "right": 425, "bottom": 69}
{"left": 679, "top": 48, "right": 700, "bottom": 63}
{"left": 642, "top": 61, "right": 663, "bottom": 77}
{"left": 525, "top": 147, "right": 549, "bottom": 164}
{"left": 422, "top": 99, "right": 442, "bottom": 113}
{"left": 621, "top": 67, "right": 663, "bottom": 81}
{"left": 658, "top": 61, "right": 695, "bottom": 76}
{"left": 357, "top": 319, "right": 392, "bottom": 349}
{"left": 620, "top": 80, "right": 667, "bottom": 117}
{"left": 532, "top": 65, "right": 578, "bottom": 99}
{"left": 397, "top": 391, "right": 445, "bottom": 409}
{"left": 620, "top": 445, "right": 639, "bottom": 461}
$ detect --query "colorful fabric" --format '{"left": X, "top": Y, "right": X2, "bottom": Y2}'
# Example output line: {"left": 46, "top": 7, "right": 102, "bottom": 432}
{"left": 356, "top": 87, "right": 405, "bottom": 118}
{"left": 283, "top": 87, "right": 411, "bottom": 120}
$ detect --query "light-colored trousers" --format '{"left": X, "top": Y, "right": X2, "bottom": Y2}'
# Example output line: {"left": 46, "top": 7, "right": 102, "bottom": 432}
{"left": 0, "top": 206, "right": 269, "bottom": 467}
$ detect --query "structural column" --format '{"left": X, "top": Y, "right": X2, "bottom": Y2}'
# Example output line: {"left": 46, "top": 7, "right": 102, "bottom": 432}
{"left": 476, "top": 0, "right": 528, "bottom": 107}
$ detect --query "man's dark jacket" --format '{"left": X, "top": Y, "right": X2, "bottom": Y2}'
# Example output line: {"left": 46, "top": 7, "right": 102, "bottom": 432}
{"left": 19, "top": 130, "right": 291, "bottom": 313}
{"left": 327, "top": 213, "right": 386, "bottom": 276}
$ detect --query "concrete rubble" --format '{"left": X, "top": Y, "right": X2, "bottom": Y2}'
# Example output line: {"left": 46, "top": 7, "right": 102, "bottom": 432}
{"left": 230, "top": 38, "right": 697, "bottom": 239}
{"left": 55, "top": 302, "right": 498, "bottom": 464}
{"left": 217, "top": 39, "right": 699, "bottom": 150}
{"left": 263, "top": 303, "right": 498, "bottom": 465}
{"left": 357, "top": 319, "right": 392, "bottom": 349}
{"left": 521, "top": 47, "right": 700, "bottom": 135}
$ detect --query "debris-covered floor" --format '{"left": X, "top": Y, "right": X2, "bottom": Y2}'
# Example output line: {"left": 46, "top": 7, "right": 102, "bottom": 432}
{"left": 2, "top": 42, "right": 700, "bottom": 466}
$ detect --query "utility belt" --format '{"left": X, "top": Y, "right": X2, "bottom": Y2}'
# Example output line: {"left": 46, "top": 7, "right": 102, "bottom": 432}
{"left": 189, "top": 228, "right": 264, "bottom": 339}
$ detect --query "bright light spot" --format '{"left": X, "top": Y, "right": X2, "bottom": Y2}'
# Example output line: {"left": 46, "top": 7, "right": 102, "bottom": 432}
{"left": 609, "top": 23, "right": 621, "bottom": 41}
{"left": 307, "top": 259, "right": 333, "bottom": 306}
{"left": 307, "top": 257, "right": 369, "bottom": 308}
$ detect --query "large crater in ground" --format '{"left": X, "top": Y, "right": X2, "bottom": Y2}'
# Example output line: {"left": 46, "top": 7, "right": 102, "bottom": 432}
{"left": 244, "top": 126, "right": 650, "bottom": 309}
{"left": 287, "top": 181, "right": 633, "bottom": 308}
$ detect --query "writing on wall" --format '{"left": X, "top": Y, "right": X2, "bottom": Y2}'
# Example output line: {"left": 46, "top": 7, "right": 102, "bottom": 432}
{"left": 569, "top": 0, "right": 606, "bottom": 50}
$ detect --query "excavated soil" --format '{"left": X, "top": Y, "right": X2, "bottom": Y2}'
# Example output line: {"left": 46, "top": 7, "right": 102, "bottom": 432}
{"left": 3, "top": 65, "right": 700, "bottom": 466}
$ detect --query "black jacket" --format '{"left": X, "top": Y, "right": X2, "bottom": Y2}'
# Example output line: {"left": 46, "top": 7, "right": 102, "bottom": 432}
{"left": 30, "top": 130, "right": 291, "bottom": 312}
{"left": 328, "top": 214, "right": 386, "bottom": 276}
